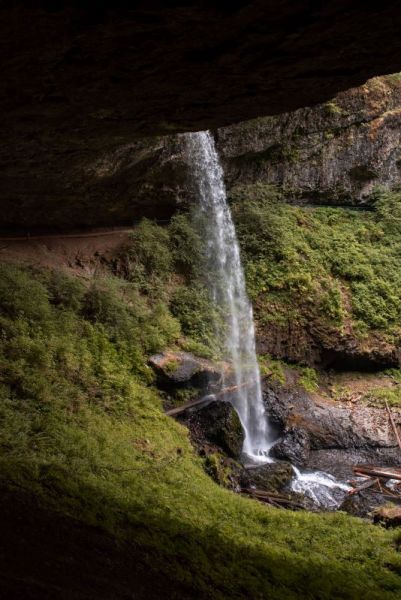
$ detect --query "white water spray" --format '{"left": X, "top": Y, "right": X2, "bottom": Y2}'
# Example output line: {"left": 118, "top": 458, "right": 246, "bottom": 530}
{"left": 291, "top": 466, "right": 351, "bottom": 508}
{"left": 186, "top": 131, "right": 275, "bottom": 460}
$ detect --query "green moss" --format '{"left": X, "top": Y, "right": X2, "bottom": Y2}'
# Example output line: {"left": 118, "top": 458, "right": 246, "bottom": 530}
{"left": 259, "top": 355, "right": 286, "bottom": 385}
{"left": 298, "top": 367, "right": 319, "bottom": 393}
{"left": 363, "top": 386, "right": 401, "bottom": 407}
{"left": 170, "top": 285, "right": 224, "bottom": 357}
{"left": 204, "top": 452, "right": 238, "bottom": 489}
{"left": 163, "top": 358, "right": 180, "bottom": 374}
{"left": 0, "top": 264, "right": 401, "bottom": 599}
{"left": 324, "top": 101, "right": 345, "bottom": 116}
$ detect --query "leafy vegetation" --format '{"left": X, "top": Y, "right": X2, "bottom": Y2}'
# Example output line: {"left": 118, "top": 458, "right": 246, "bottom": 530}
{"left": 230, "top": 184, "right": 401, "bottom": 336}
{"left": 298, "top": 366, "right": 319, "bottom": 393}
{"left": 120, "top": 214, "right": 221, "bottom": 357}
{"left": 259, "top": 355, "right": 286, "bottom": 385}
{"left": 1, "top": 264, "right": 401, "bottom": 598}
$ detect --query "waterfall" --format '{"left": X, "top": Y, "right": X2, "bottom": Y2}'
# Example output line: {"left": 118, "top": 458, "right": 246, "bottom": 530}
{"left": 185, "top": 131, "right": 275, "bottom": 461}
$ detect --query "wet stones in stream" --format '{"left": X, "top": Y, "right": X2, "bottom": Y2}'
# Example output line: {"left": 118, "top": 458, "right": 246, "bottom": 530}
{"left": 240, "top": 461, "right": 294, "bottom": 492}
{"left": 270, "top": 427, "right": 311, "bottom": 466}
{"left": 339, "top": 491, "right": 386, "bottom": 518}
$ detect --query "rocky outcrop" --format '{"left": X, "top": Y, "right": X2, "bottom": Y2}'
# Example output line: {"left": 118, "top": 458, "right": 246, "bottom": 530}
{"left": 185, "top": 400, "right": 245, "bottom": 460}
{"left": 256, "top": 318, "right": 401, "bottom": 370}
{"left": 149, "top": 351, "right": 220, "bottom": 388}
{"left": 264, "top": 381, "right": 401, "bottom": 468}
{"left": 339, "top": 491, "right": 386, "bottom": 519}
{"left": 217, "top": 76, "right": 401, "bottom": 204}
{"left": 8, "top": 73, "right": 401, "bottom": 232}
{"left": 4, "top": 4, "right": 401, "bottom": 231}
{"left": 241, "top": 461, "right": 294, "bottom": 493}
{"left": 373, "top": 505, "right": 401, "bottom": 527}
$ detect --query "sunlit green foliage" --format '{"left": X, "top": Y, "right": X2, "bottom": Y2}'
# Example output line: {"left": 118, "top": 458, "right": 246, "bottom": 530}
{"left": 120, "top": 214, "right": 215, "bottom": 355}
{"left": 231, "top": 184, "right": 401, "bottom": 334}
{"left": 171, "top": 285, "right": 223, "bottom": 358}
{"left": 298, "top": 367, "right": 319, "bottom": 393}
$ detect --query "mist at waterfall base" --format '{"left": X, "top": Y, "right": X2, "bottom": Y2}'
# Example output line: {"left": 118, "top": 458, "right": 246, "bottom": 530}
{"left": 185, "top": 130, "right": 350, "bottom": 508}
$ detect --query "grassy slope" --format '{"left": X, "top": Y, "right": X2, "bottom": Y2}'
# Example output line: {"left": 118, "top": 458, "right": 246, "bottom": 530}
{"left": 0, "top": 263, "right": 401, "bottom": 599}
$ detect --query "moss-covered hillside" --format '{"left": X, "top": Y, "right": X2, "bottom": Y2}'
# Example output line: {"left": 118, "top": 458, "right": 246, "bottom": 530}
{"left": 1, "top": 253, "right": 401, "bottom": 598}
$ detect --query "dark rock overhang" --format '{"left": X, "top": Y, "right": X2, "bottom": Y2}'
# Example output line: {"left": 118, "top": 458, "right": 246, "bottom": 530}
{"left": 2, "top": 1, "right": 401, "bottom": 231}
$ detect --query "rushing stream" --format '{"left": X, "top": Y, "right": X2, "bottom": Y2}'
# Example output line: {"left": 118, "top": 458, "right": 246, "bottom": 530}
{"left": 186, "top": 130, "right": 349, "bottom": 506}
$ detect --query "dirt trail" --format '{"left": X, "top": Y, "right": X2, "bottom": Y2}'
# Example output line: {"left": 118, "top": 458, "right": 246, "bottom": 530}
{"left": 0, "top": 228, "right": 132, "bottom": 276}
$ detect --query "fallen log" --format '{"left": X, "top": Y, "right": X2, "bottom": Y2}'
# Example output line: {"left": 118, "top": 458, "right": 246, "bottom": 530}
{"left": 165, "top": 381, "right": 252, "bottom": 416}
{"left": 353, "top": 465, "right": 401, "bottom": 481}
{"left": 240, "top": 488, "right": 304, "bottom": 510}
{"left": 348, "top": 478, "right": 379, "bottom": 495}
{"left": 370, "top": 491, "right": 401, "bottom": 504}
{"left": 385, "top": 400, "right": 401, "bottom": 451}
{"left": 165, "top": 395, "right": 214, "bottom": 416}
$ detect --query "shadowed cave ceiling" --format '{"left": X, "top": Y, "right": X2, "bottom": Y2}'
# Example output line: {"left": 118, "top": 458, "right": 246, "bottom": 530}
{"left": 2, "top": 1, "right": 401, "bottom": 231}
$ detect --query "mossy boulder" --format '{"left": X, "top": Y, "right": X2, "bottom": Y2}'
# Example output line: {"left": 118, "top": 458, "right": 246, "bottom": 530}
{"left": 204, "top": 451, "right": 244, "bottom": 491}
{"left": 241, "top": 461, "right": 294, "bottom": 494}
{"left": 339, "top": 492, "right": 386, "bottom": 519}
{"left": 373, "top": 505, "right": 401, "bottom": 528}
{"left": 149, "top": 351, "right": 220, "bottom": 387}
{"left": 188, "top": 401, "right": 245, "bottom": 459}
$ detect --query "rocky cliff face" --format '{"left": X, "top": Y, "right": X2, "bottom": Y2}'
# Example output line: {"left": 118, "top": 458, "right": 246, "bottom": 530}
{"left": 216, "top": 75, "right": 401, "bottom": 204}
{"left": 72, "top": 74, "right": 401, "bottom": 234}
{"left": 4, "top": 1, "right": 401, "bottom": 232}
{"left": 6, "top": 73, "right": 401, "bottom": 232}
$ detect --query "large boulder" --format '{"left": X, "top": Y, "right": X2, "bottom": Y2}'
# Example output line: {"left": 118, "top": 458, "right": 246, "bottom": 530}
{"left": 270, "top": 428, "right": 311, "bottom": 467}
{"left": 339, "top": 492, "right": 386, "bottom": 519}
{"left": 149, "top": 351, "right": 220, "bottom": 388}
{"left": 241, "top": 461, "right": 294, "bottom": 494}
{"left": 373, "top": 505, "right": 401, "bottom": 528}
{"left": 187, "top": 400, "right": 245, "bottom": 460}
{"left": 203, "top": 451, "right": 244, "bottom": 492}
{"left": 263, "top": 382, "right": 401, "bottom": 453}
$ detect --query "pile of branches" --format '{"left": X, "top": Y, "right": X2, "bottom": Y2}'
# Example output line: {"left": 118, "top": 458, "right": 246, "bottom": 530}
{"left": 348, "top": 465, "right": 401, "bottom": 502}
{"left": 240, "top": 488, "right": 305, "bottom": 510}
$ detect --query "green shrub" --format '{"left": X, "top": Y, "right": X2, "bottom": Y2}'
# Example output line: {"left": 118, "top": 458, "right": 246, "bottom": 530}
{"left": 258, "top": 355, "right": 286, "bottom": 385}
{"left": 36, "top": 268, "right": 86, "bottom": 311}
{"left": 0, "top": 264, "right": 51, "bottom": 323}
{"left": 170, "top": 285, "right": 223, "bottom": 356}
{"left": 168, "top": 213, "right": 202, "bottom": 277}
{"left": 298, "top": 367, "right": 319, "bottom": 393}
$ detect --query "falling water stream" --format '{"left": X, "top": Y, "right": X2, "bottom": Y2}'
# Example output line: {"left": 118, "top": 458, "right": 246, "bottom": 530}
{"left": 186, "top": 130, "right": 276, "bottom": 461}
{"left": 186, "top": 130, "right": 349, "bottom": 505}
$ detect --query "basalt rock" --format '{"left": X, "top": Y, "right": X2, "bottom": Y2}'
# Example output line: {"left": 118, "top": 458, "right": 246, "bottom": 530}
{"left": 256, "top": 315, "right": 401, "bottom": 371}
{"left": 263, "top": 380, "right": 401, "bottom": 467}
{"left": 186, "top": 400, "right": 245, "bottom": 460}
{"left": 241, "top": 461, "right": 294, "bottom": 494}
{"left": 340, "top": 492, "right": 386, "bottom": 519}
{"left": 217, "top": 76, "right": 401, "bottom": 205}
{"left": 149, "top": 351, "right": 220, "bottom": 389}
{"left": 204, "top": 451, "right": 244, "bottom": 492}
{"left": 373, "top": 505, "right": 401, "bottom": 527}
{"left": 4, "top": 4, "right": 401, "bottom": 231}
{"left": 270, "top": 428, "right": 311, "bottom": 467}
